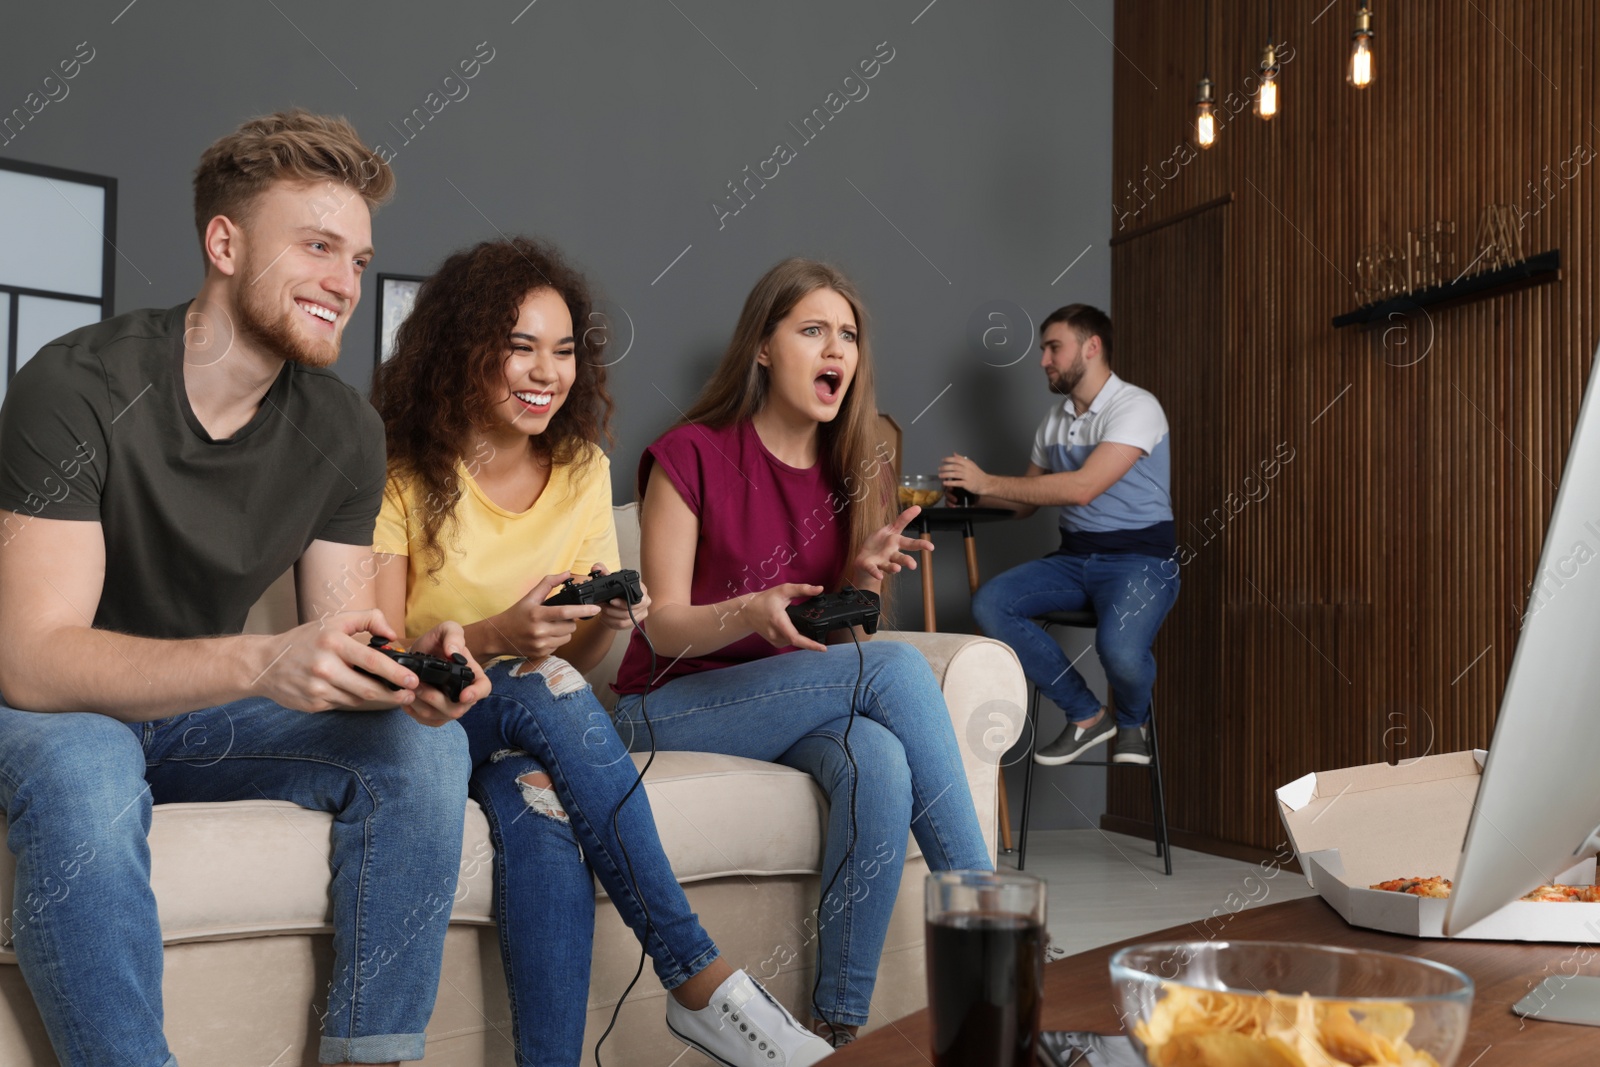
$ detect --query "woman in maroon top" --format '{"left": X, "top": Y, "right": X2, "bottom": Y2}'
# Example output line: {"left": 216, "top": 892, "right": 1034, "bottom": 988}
{"left": 614, "top": 258, "right": 993, "bottom": 1045}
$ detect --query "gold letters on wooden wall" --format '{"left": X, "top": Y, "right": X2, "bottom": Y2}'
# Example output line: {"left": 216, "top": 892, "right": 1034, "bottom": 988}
{"left": 1353, "top": 205, "right": 1533, "bottom": 308}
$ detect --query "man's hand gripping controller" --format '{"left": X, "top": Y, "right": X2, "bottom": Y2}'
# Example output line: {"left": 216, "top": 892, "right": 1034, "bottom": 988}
{"left": 357, "top": 635, "right": 474, "bottom": 703}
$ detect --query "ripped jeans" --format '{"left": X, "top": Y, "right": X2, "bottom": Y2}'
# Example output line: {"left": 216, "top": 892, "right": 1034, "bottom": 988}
{"left": 461, "top": 658, "right": 720, "bottom": 1067}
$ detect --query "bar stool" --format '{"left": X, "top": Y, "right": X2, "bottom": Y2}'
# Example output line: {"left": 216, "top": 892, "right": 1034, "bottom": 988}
{"left": 1015, "top": 608, "right": 1172, "bottom": 875}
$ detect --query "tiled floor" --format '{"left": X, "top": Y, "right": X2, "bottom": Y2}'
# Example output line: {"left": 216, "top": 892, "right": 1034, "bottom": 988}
{"left": 999, "top": 829, "right": 1319, "bottom": 958}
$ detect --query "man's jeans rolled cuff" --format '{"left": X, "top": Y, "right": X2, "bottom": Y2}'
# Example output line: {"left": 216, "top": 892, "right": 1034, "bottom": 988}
{"left": 319, "top": 1031, "right": 427, "bottom": 1064}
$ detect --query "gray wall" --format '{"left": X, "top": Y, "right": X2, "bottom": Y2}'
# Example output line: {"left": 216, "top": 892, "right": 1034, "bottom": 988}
{"left": 1, "top": 0, "right": 1114, "bottom": 830}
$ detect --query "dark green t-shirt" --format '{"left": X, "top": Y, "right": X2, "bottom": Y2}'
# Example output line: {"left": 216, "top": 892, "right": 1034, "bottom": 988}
{"left": 0, "top": 303, "right": 385, "bottom": 639}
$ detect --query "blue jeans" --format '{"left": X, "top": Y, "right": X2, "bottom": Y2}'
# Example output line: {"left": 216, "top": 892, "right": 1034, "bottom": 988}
{"left": 0, "top": 697, "right": 471, "bottom": 1067}
{"left": 461, "top": 658, "right": 720, "bottom": 1067}
{"left": 614, "top": 641, "right": 992, "bottom": 1028}
{"left": 971, "top": 552, "right": 1180, "bottom": 727}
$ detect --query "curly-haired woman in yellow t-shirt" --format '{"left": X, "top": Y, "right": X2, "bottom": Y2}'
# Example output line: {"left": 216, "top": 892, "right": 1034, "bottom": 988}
{"left": 370, "top": 237, "right": 831, "bottom": 1067}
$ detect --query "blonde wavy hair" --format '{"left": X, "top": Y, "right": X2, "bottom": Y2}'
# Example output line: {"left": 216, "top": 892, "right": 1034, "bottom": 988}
{"left": 192, "top": 109, "right": 394, "bottom": 255}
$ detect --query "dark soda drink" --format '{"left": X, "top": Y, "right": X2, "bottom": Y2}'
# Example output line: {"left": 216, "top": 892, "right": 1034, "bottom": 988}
{"left": 925, "top": 912, "right": 1044, "bottom": 1066}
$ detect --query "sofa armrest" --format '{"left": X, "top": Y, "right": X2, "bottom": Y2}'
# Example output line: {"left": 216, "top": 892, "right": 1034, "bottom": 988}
{"left": 878, "top": 631, "right": 1027, "bottom": 861}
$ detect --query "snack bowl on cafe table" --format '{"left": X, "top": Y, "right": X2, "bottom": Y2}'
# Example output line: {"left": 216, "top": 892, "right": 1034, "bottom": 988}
{"left": 1110, "top": 941, "right": 1474, "bottom": 1067}
{"left": 897, "top": 473, "right": 944, "bottom": 509}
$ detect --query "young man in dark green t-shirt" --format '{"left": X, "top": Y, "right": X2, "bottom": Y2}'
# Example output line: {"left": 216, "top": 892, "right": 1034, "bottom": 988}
{"left": 0, "top": 111, "right": 487, "bottom": 1067}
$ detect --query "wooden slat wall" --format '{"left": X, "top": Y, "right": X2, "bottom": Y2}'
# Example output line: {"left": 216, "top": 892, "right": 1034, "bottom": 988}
{"left": 1107, "top": 1, "right": 1599, "bottom": 852}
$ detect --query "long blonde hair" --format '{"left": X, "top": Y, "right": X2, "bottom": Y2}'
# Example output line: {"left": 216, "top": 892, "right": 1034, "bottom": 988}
{"left": 678, "top": 258, "right": 893, "bottom": 602}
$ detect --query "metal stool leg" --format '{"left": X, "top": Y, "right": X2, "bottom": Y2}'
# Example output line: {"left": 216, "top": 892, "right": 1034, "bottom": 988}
{"left": 1016, "top": 684, "right": 1044, "bottom": 871}
{"left": 1147, "top": 706, "right": 1172, "bottom": 876}
{"left": 1152, "top": 710, "right": 1164, "bottom": 857}
{"left": 1149, "top": 771, "right": 1164, "bottom": 858}
{"left": 1020, "top": 613, "right": 1174, "bottom": 877}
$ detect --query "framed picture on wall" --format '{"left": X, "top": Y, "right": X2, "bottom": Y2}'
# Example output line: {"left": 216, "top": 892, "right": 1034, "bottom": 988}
{"left": 0, "top": 158, "right": 117, "bottom": 407}
{"left": 374, "top": 273, "right": 427, "bottom": 367}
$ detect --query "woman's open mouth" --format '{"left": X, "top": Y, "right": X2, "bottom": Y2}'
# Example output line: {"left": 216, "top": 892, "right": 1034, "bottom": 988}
{"left": 814, "top": 368, "right": 843, "bottom": 404}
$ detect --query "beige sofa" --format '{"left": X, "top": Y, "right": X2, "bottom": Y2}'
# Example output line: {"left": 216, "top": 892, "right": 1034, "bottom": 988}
{"left": 0, "top": 505, "right": 1025, "bottom": 1065}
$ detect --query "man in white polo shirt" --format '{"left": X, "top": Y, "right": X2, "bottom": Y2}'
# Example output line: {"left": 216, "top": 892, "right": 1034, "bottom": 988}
{"left": 940, "top": 304, "right": 1178, "bottom": 766}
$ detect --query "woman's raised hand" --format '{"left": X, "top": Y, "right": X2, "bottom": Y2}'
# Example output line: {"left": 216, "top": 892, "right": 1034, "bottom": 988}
{"left": 852, "top": 506, "right": 934, "bottom": 583}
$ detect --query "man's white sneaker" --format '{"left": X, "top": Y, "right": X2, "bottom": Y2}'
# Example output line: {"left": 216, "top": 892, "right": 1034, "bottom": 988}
{"left": 665, "top": 969, "right": 834, "bottom": 1066}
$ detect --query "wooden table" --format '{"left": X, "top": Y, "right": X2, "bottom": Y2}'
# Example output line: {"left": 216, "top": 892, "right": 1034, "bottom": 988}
{"left": 906, "top": 506, "right": 1014, "bottom": 633}
{"left": 829, "top": 897, "right": 1600, "bottom": 1066}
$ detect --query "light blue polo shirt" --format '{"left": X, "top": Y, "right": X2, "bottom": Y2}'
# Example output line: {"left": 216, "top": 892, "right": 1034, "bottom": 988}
{"left": 1029, "top": 374, "right": 1174, "bottom": 556}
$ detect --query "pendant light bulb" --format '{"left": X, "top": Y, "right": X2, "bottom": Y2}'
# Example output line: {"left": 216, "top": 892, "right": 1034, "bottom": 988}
{"left": 1195, "top": 76, "right": 1217, "bottom": 147}
{"left": 1255, "top": 43, "right": 1280, "bottom": 120}
{"left": 1348, "top": 4, "right": 1375, "bottom": 88}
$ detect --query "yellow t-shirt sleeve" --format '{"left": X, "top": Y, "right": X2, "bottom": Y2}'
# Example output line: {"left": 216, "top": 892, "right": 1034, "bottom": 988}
{"left": 571, "top": 452, "right": 622, "bottom": 575}
{"left": 372, "top": 478, "right": 412, "bottom": 557}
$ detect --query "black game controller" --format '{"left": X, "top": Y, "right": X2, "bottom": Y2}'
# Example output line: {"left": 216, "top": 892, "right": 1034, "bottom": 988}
{"left": 786, "top": 589, "right": 881, "bottom": 642}
{"left": 357, "top": 635, "right": 475, "bottom": 703}
{"left": 545, "top": 568, "right": 644, "bottom": 608}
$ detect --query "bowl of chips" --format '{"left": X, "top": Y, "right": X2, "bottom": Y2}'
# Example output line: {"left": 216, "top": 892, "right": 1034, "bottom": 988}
{"left": 897, "top": 474, "right": 944, "bottom": 509}
{"left": 1110, "top": 941, "right": 1473, "bottom": 1067}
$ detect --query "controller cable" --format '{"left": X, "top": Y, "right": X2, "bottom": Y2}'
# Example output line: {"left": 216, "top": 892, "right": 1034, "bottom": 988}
{"left": 595, "top": 584, "right": 871, "bottom": 1059}
{"left": 594, "top": 593, "right": 657, "bottom": 1067}
{"left": 808, "top": 593, "right": 868, "bottom": 1048}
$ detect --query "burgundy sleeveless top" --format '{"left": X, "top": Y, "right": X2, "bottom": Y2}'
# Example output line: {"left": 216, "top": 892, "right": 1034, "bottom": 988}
{"left": 613, "top": 420, "right": 850, "bottom": 694}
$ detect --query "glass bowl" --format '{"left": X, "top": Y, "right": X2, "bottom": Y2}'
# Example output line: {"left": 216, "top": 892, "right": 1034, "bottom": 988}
{"left": 897, "top": 473, "right": 943, "bottom": 509}
{"left": 1110, "top": 941, "right": 1474, "bottom": 1067}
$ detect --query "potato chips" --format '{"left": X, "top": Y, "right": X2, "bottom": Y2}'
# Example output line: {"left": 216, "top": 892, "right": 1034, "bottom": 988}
{"left": 1133, "top": 985, "right": 1441, "bottom": 1067}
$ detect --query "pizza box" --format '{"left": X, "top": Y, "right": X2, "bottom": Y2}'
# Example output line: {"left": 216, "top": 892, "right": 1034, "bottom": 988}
{"left": 1277, "top": 750, "right": 1600, "bottom": 941}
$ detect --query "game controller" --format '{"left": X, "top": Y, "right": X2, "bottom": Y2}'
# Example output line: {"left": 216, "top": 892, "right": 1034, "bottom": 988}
{"left": 786, "top": 588, "right": 881, "bottom": 642}
{"left": 357, "top": 635, "right": 474, "bottom": 703}
{"left": 545, "top": 568, "right": 644, "bottom": 607}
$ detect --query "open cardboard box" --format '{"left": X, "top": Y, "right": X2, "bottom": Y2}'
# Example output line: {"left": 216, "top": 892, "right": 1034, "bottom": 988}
{"left": 1277, "top": 750, "right": 1600, "bottom": 942}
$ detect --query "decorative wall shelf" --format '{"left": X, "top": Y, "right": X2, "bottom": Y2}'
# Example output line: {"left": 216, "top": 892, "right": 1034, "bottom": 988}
{"left": 1332, "top": 250, "right": 1561, "bottom": 328}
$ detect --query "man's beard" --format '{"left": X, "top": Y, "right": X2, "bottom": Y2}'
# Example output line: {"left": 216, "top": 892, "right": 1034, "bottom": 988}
{"left": 1046, "top": 355, "right": 1085, "bottom": 396}
{"left": 236, "top": 255, "right": 341, "bottom": 369}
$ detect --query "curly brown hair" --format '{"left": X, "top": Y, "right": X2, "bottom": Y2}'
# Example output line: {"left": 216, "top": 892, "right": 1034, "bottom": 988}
{"left": 372, "top": 237, "right": 614, "bottom": 577}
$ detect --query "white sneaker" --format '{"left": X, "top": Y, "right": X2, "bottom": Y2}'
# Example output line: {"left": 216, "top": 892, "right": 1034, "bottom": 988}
{"left": 665, "top": 969, "right": 834, "bottom": 1066}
